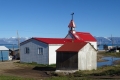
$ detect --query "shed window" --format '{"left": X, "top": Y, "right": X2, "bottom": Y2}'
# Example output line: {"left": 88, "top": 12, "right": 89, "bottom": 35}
{"left": 38, "top": 47, "right": 43, "bottom": 55}
{"left": 25, "top": 47, "right": 30, "bottom": 54}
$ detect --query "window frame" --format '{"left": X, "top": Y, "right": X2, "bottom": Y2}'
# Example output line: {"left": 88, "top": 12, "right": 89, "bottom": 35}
{"left": 25, "top": 47, "right": 30, "bottom": 54}
{"left": 38, "top": 47, "right": 44, "bottom": 55}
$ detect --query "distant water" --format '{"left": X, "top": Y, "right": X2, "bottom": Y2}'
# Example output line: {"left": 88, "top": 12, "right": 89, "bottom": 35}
{"left": 0, "top": 44, "right": 18, "bottom": 49}
{"left": 97, "top": 57, "right": 120, "bottom": 67}
{"left": 98, "top": 44, "right": 120, "bottom": 50}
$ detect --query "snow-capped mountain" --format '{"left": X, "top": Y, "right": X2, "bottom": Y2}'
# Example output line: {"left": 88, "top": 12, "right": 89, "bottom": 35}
{"left": 0, "top": 37, "right": 120, "bottom": 44}
{"left": 0, "top": 37, "right": 30, "bottom": 44}
{"left": 95, "top": 37, "right": 120, "bottom": 45}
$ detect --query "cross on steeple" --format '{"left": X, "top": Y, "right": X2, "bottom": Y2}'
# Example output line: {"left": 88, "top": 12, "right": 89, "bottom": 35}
{"left": 68, "top": 13, "right": 76, "bottom": 33}
{"left": 71, "top": 13, "right": 74, "bottom": 20}
{"left": 68, "top": 12, "right": 75, "bottom": 28}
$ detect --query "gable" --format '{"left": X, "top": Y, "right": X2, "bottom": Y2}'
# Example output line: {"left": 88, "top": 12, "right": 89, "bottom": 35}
{"left": 20, "top": 38, "right": 48, "bottom": 46}
{"left": 65, "top": 33, "right": 76, "bottom": 39}
{"left": 80, "top": 42, "right": 97, "bottom": 52}
{"left": 88, "top": 43, "right": 97, "bottom": 51}
{"left": 20, "top": 38, "right": 33, "bottom": 46}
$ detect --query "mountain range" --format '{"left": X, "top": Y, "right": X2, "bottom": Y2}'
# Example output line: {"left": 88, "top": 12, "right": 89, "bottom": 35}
{"left": 95, "top": 37, "right": 120, "bottom": 45}
{"left": 0, "top": 37, "right": 30, "bottom": 44}
{"left": 0, "top": 37, "right": 120, "bottom": 45}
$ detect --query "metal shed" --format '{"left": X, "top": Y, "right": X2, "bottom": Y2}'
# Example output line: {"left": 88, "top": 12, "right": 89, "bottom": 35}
{"left": 0, "top": 46, "right": 9, "bottom": 61}
{"left": 56, "top": 42, "right": 97, "bottom": 71}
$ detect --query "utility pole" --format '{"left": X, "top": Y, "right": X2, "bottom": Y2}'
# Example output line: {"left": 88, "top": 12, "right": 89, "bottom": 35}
{"left": 111, "top": 34, "right": 113, "bottom": 48}
{"left": 13, "top": 44, "right": 14, "bottom": 57}
{"left": 17, "top": 31, "right": 20, "bottom": 59}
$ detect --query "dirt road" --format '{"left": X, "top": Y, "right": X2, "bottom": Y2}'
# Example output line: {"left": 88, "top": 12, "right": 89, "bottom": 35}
{"left": 2, "top": 60, "right": 120, "bottom": 80}
{"left": 0, "top": 60, "right": 51, "bottom": 80}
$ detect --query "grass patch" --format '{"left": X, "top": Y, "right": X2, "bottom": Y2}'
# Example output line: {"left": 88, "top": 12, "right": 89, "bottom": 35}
{"left": 15, "top": 61, "right": 56, "bottom": 67}
{"left": 0, "top": 75, "right": 35, "bottom": 80}
{"left": 46, "top": 76, "right": 69, "bottom": 80}
{"left": 72, "top": 65, "right": 120, "bottom": 77}
{"left": 48, "top": 65, "right": 120, "bottom": 79}
{"left": 46, "top": 76, "right": 90, "bottom": 80}
{"left": 98, "top": 51, "right": 120, "bottom": 57}
{"left": 90, "top": 66, "right": 120, "bottom": 76}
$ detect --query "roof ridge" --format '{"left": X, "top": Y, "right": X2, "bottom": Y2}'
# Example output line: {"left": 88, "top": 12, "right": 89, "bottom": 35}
{"left": 76, "top": 32, "right": 90, "bottom": 34}
{"left": 33, "top": 37, "right": 65, "bottom": 39}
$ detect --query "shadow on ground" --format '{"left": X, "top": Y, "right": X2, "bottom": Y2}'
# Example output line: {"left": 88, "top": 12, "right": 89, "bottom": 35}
{"left": 3, "top": 66, "right": 52, "bottom": 78}
{"left": 33, "top": 66, "right": 56, "bottom": 71}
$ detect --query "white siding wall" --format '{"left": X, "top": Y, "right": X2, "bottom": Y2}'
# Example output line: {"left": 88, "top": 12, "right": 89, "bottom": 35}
{"left": 78, "top": 43, "right": 97, "bottom": 70}
{"left": 49, "top": 44, "right": 63, "bottom": 65}
{"left": 20, "top": 39, "right": 49, "bottom": 64}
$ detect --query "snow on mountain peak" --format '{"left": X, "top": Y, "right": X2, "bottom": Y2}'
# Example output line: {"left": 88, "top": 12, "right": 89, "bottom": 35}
{"left": 103, "top": 37, "right": 111, "bottom": 41}
{"left": 11, "top": 37, "right": 16, "bottom": 39}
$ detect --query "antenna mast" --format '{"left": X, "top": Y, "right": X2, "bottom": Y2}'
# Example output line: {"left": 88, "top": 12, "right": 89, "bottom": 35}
{"left": 111, "top": 34, "right": 113, "bottom": 48}
{"left": 17, "top": 31, "right": 20, "bottom": 58}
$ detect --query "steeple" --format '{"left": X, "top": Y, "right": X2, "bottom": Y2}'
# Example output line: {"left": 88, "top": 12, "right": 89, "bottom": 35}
{"left": 68, "top": 13, "right": 76, "bottom": 33}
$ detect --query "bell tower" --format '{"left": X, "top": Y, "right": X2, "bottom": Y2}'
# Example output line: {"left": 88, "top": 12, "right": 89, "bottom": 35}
{"left": 68, "top": 13, "right": 76, "bottom": 33}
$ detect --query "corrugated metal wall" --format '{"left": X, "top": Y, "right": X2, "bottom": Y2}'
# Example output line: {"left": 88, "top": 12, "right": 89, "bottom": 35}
{"left": 0, "top": 51, "right": 9, "bottom": 61}
{"left": 56, "top": 52, "right": 78, "bottom": 70}
{"left": 78, "top": 43, "right": 97, "bottom": 70}
{"left": 20, "top": 39, "right": 49, "bottom": 64}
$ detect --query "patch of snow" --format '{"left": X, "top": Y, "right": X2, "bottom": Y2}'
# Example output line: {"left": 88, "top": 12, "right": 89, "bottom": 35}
{"left": 103, "top": 37, "right": 111, "bottom": 41}
{"left": 25, "top": 37, "right": 30, "bottom": 40}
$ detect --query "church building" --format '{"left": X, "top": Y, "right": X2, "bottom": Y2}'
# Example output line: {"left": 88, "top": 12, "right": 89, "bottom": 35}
{"left": 20, "top": 14, "right": 97, "bottom": 64}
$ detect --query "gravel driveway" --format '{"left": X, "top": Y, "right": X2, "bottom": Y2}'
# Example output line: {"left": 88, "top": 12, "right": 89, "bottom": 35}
{"left": 0, "top": 60, "right": 49, "bottom": 80}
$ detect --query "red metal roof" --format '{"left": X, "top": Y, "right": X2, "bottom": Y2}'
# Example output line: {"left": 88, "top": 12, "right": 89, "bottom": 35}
{"left": 56, "top": 42, "right": 87, "bottom": 52}
{"left": 71, "top": 32, "right": 96, "bottom": 42}
{"left": 33, "top": 37, "right": 83, "bottom": 44}
{"left": 68, "top": 20, "right": 75, "bottom": 28}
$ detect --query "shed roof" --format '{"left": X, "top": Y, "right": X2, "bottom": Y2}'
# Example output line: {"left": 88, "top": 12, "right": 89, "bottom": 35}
{"left": 0, "top": 46, "right": 9, "bottom": 51}
{"left": 71, "top": 32, "right": 96, "bottom": 42}
{"left": 56, "top": 42, "right": 87, "bottom": 52}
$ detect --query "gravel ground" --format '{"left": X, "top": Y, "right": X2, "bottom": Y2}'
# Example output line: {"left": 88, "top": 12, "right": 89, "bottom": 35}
{"left": 0, "top": 60, "right": 50, "bottom": 80}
